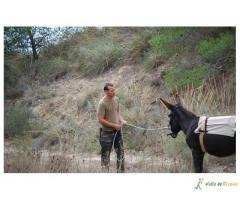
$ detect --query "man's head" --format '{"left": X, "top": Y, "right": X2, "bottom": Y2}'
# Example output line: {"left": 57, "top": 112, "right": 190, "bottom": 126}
{"left": 104, "top": 83, "right": 115, "bottom": 98}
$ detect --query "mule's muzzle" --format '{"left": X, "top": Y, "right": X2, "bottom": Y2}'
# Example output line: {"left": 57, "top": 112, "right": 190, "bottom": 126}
{"left": 167, "top": 132, "right": 178, "bottom": 138}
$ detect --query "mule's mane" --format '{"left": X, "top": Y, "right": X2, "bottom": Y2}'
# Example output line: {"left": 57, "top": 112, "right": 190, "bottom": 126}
{"left": 175, "top": 105, "right": 197, "bottom": 118}
{"left": 186, "top": 109, "right": 197, "bottom": 117}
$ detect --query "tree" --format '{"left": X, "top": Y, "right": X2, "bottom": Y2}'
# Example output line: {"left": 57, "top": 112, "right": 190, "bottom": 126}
{"left": 4, "top": 27, "right": 84, "bottom": 62}
{"left": 4, "top": 27, "right": 52, "bottom": 62}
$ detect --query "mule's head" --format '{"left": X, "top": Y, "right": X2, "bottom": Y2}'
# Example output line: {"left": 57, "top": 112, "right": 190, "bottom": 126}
{"left": 160, "top": 95, "right": 183, "bottom": 138}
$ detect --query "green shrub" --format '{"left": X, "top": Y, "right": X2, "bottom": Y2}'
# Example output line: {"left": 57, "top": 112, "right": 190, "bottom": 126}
{"left": 35, "top": 56, "right": 69, "bottom": 83}
{"left": 149, "top": 28, "right": 184, "bottom": 60}
{"left": 77, "top": 36, "right": 124, "bottom": 76}
{"left": 12, "top": 134, "right": 33, "bottom": 151}
{"left": 142, "top": 50, "right": 164, "bottom": 70}
{"left": 5, "top": 86, "right": 25, "bottom": 100}
{"left": 4, "top": 55, "right": 27, "bottom": 99}
{"left": 127, "top": 30, "right": 153, "bottom": 64}
{"left": 4, "top": 106, "right": 34, "bottom": 138}
{"left": 197, "top": 32, "right": 235, "bottom": 63}
{"left": 163, "top": 64, "right": 208, "bottom": 91}
{"left": 4, "top": 64, "right": 21, "bottom": 88}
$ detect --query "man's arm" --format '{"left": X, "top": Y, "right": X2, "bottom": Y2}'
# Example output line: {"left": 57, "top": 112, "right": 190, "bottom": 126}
{"left": 98, "top": 115, "right": 122, "bottom": 130}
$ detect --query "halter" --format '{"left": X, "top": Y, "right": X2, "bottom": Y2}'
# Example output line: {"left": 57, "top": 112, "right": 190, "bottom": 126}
{"left": 167, "top": 105, "right": 182, "bottom": 138}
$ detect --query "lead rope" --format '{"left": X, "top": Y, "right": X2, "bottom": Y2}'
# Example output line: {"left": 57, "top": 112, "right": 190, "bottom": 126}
{"left": 111, "top": 123, "right": 170, "bottom": 164}
{"left": 112, "top": 128, "right": 124, "bottom": 163}
{"left": 126, "top": 123, "right": 169, "bottom": 131}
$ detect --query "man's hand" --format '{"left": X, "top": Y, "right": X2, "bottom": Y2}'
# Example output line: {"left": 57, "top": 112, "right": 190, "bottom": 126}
{"left": 98, "top": 115, "right": 126, "bottom": 130}
{"left": 120, "top": 119, "right": 127, "bottom": 126}
{"left": 114, "top": 124, "right": 123, "bottom": 130}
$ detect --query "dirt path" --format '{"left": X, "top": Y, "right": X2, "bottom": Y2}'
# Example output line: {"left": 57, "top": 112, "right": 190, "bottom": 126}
{"left": 5, "top": 145, "right": 235, "bottom": 173}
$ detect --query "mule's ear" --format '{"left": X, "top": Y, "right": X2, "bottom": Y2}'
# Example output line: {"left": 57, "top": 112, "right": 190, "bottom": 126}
{"left": 175, "top": 94, "right": 182, "bottom": 106}
{"left": 160, "top": 98, "right": 174, "bottom": 110}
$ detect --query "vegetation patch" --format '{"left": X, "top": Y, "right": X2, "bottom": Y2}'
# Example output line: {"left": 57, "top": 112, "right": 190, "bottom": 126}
{"left": 163, "top": 64, "right": 208, "bottom": 91}
{"left": 149, "top": 28, "right": 184, "bottom": 60}
{"left": 5, "top": 106, "right": 34, "bottom": 138}
{"left": 77, "top": 36, "right": 124, "bottom": 76}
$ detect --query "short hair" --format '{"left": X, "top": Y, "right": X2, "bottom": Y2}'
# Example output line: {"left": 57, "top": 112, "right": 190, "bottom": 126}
{"left": 104, "top": 83, "right": 114, "bottom": 91}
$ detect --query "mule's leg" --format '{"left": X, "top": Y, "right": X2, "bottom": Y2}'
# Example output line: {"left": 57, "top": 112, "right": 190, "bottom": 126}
{"left": 192, "top": 150, "right": 205, "bottom": 173}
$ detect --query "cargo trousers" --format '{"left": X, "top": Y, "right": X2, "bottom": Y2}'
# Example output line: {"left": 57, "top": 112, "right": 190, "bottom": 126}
{"left": 99, "top": 128, "right": 125, "bottom": 172}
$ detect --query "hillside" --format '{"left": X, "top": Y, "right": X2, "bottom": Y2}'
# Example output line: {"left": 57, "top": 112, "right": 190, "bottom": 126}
{"left": 4, "top": 27, "right": 236, "bottom": 172}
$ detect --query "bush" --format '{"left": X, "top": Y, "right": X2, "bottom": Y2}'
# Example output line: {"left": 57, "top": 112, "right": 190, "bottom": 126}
{"left": 127, "top": 30, "right": 153, "bottom": 64}
{"left": 56, "top": 115, "right": 99, "bottom": 153}
{"left": 4, "top": 106, "right": 34, "bottom": 138}
{"left": 142, "top": 50, "right": 164, "bottom": 70}
{"left": 5, "top": 86, "right": 25, "bottom": 100}
{"left": 149, "top": 28, "right": 184, "bottom": 60}
{"left": 4, "top": 64, "right": 21, "bottom": 88}
{"left": 34, "top": 57, "right": 69, "bottom": 83}
{"left": 4, "top": 55, "right": 27, "bottom": 99}
{"left": 197, "top": 32, "right": 235, "bottom": 64}
{"left": 163, "top": 64, "right": 208, "bottom": 91}
{"left": 77, "top": 36, "right": 124, "bottom": 76}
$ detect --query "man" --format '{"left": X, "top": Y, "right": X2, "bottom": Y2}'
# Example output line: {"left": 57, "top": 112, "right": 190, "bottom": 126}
{"left": 97, "top": 83, "right": 127, "bottom": 172}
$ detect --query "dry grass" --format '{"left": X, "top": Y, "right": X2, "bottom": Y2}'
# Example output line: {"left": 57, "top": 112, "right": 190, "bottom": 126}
{"left": 4, "top": 66, "right": 235, "bottom": 173}
{"left": 176, "top": 73, "right": 235, "bottom": 115}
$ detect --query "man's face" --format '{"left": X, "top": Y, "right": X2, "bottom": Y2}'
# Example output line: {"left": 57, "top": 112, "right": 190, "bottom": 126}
{"left": 105, "top": 86, "right": 115, "bottom": 97}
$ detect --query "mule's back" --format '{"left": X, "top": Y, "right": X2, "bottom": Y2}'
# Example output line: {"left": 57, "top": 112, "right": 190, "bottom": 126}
{"left": 196, "top": 116, "right": 236, "bottom": 157}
